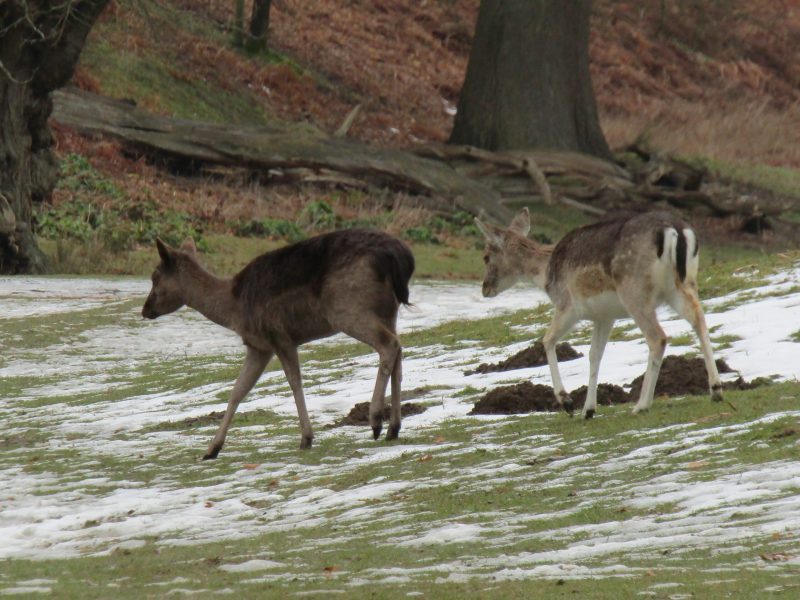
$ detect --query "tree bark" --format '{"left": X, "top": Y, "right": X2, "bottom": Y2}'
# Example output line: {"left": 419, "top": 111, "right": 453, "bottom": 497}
{"left": 0, "top": 0, "right": 110, "bottom": 274}
{"left": 247, "top": 0, "right": 273, "bottom": 53}
{"left": 450, "top": 0, "right": 611, "bottom": 159}
{"left": 233, "top": 0, "right": 245, "bottom": 48}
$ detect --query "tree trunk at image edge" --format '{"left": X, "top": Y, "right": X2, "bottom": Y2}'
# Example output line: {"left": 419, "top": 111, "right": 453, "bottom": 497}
{"left": 0, "top": 0, "right": 109, "bottom": 274}
{"left": 450, "top": 0, "right": 611, "bottom": 159}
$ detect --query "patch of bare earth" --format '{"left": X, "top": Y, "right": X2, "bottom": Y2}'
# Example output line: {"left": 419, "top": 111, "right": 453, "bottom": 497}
{"left": 331, "top": 402, "right": 428, "bottom": 428}
{"left": 471, "top": 354, "right": 770, "bottom": 415}
{"left": 465, "top": 342, "right": 582, "bottom": 376}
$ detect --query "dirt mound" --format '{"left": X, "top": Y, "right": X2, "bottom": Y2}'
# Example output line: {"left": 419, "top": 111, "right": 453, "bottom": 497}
{"left": 470, "top": 354, "right": 770, "bottom": 415}
{"left": 569, "top": 384, "right": 632, "bottom": 410}
{"left": 470, "top": 381, "right": 630, "bottom": 415}
{"left": 182, "top": 410, "right": 225, "bottom": 427}
{"left": 469, "top": 382, "right": 559, "bottom": 415}
{"left": 465, "top": 342, "right": 582, "bottom": 375}
{"left": 332, "top": 402, "right": 428, "bottom": 427}
{"left": 628, "top": 356, "right": 735, "bottom": 399}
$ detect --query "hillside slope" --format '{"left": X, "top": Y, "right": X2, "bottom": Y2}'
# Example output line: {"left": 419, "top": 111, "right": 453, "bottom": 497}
{"left": 74, "top": 0, "right": 799, "bottom": 162}
{"left": 42, "top": 0, "right": 800, "bottom": 273}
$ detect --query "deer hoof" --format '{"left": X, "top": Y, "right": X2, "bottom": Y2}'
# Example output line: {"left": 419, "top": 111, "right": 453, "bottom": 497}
{"left": 561, "top": 397, "right": 574, "bottom": 416}
{"left": 300, "top": 435, "right": 313, "bottom": 449}
{"left": 711, "top": 385, "right": 724, "bottom": 402}
{"left": 202, "top": 449, "right": 220, "bottom": 461}
{"left": 583, "top": 409, "right": 595, "bottom": 420}
{"left": 386, "top": 424, "right": 400, "bottom": 441}
{"left": 372, "top": 424, "right": 383, "bottom": 440}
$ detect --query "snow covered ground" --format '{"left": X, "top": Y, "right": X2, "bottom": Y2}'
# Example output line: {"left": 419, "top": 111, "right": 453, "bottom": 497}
{"left": 1, "top": 268, "right": 799, "bottom": 587}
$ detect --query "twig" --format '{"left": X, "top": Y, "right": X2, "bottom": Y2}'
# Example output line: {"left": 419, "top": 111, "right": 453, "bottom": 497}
{"left": 558, "top": 195, "right": 607, "bottom": 216}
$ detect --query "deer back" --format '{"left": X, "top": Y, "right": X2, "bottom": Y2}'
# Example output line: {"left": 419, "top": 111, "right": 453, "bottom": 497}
{"left": 232, "top": 229, "right": 414, "bottom": 342}
{"left": 546, "top": 212, "right": 697, "bottom": 311}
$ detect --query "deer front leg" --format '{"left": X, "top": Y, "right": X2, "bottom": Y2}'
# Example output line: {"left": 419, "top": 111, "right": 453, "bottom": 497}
{"left": 204, "top": 346, "right": 271, "bottom": 460}
{"left": 543, "top": 308, "right": 579, "bottom": 414}
{"left": 274, "top": 344, "right": 314, "bottom": 449}
{"left": 584, "top": 319, "right": 613, "bottom": 419}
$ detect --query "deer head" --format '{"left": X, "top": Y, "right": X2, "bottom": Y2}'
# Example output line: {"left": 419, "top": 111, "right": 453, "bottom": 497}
{"left": 475, "top": 207, "right": 536, "bottom": 297}
{"left": 142, "top": 238, "right": 197, "bottom": 319}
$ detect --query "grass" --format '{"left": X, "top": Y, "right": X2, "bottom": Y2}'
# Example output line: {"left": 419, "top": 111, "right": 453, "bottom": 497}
{"left": 3, "top": 249, "right": 800, "bottom": 596}
{"left": 82, "top": 2, "right": 274, "bottom": 126}
{"left": 3, "top": 381, "right": 800, "bottom": 597}
{"left": 700, "top": 158, "right": 800, "bottom": 201}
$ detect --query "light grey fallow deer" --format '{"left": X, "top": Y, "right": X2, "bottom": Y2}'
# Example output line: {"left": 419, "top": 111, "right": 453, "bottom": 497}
{"left": 476, "top": 208, "right": 723, "bottom": 418}
{"left": 142, "top": 229, "right": 415, "bottom": 459}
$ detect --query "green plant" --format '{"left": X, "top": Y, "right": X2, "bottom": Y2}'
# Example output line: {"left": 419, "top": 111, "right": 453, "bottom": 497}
{"left": 230, "top": 218, "right": 305, "bottom": 241}
{"left": 36, "top": 196, "right": 205, "bottom": 253}
{"left": 299, "top": 200, "right": 337, "bottom": 230}
{"left": 403, "top": 226, "right": 440, "bottom": 245}
{"left": 58, "top": 154, "right": 125, "bottom": 199}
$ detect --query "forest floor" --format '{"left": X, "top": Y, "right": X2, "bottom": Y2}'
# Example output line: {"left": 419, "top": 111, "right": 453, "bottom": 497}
{"left": 36, "top": 0, "right": 800, "bottom": 276}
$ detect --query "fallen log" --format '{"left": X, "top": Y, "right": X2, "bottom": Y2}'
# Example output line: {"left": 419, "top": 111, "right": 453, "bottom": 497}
{"left": 51, "top": 88, "right": 513, "bottom": 223}
{"left": 51, "top": 89, "right": 789, "bottom": 225}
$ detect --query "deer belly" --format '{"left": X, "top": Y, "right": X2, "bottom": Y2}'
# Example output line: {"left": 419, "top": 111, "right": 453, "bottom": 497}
{"left": 573, "top": 291, "right": 628, "bottom": 320}
{"left": 568, "top": 267, "right": 628, "bottom": 320}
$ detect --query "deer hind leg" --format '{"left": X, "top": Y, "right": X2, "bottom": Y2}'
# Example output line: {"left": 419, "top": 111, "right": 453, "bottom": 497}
{"left": 543, "top": 307, "right": 579, "bottom": 414}
{"left": 584, "top": 319, "right": 614, "bottom": 420}
{"left": 387, "top": 347, "right": 403, "bottom": 440}
{"left": 273, "top": 343, "right": 314, "bottom": 449}
{"left": 342, "top": 319, "right": 401, "bottom": 440}
{"left": 204, "top": 346, "right": 271, "bottom": 460}
{"left": 625, "top": 306, "right": 667, "bottom": 414}
{"left": 669, "top": 285, "right": 723, "bottom": 402}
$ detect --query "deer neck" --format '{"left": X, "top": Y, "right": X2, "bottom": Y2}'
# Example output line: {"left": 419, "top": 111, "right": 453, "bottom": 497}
{"left": 179, "top": 260, "right": 240, "bottom": 331}
{"left": 516, "top": 237, "right": 554, "bottom": 289}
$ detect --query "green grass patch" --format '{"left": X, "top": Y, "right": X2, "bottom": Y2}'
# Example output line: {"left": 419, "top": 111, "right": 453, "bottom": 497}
{"left": 698, "top": 157, "right": 800, "bottom": 201}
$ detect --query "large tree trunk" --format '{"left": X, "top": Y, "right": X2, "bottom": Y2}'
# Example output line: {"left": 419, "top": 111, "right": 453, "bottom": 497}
{"left": 247, "top": 0, "right": 273, "bottom": 53}
{"left": 0, "top": 0, "right": 109, "bottom": 274}
{"left": 450, "top": 0, "right": 611, "bottom": 159}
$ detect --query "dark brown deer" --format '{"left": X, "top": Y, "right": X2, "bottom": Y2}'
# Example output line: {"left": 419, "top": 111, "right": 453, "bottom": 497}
{"left": 142, "top": 229, "right": 415, "bottom": 459}
{"left": 476, "top": 208, "right": 723, "bottom": 418}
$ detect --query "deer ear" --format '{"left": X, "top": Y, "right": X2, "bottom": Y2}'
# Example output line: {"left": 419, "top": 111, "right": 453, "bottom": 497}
{"left": 508, "top": 207, "right": 531, "bottom": 236}
{"left": 156, "top": 238, "right": 173, "bottom": 267}
{"left": 180, "top": 237, "right": 197, "bottom": 256}
{"left": 475, "top": 217, "right": 502, "bottom": 244}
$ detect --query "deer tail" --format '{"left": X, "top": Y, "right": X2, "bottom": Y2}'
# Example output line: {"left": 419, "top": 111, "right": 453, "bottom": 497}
{"left": 389, "top": 245, "right": 415, "bottom": 306}
{"left": 660, "top": 226, "right": 699, "bottom": 284}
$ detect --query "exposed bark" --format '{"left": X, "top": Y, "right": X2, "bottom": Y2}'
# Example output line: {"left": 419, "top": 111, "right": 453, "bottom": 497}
{"left": 0, "top": 0, "right": 110, "bottom": 273}
{"left": 450, "top": 0, "right": 611, "bottom": 159}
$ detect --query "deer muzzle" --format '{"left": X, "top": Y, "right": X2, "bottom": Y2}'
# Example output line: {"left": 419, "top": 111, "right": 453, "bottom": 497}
{"left": 142, "top": 297, "right": 160, "bottom": 319}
